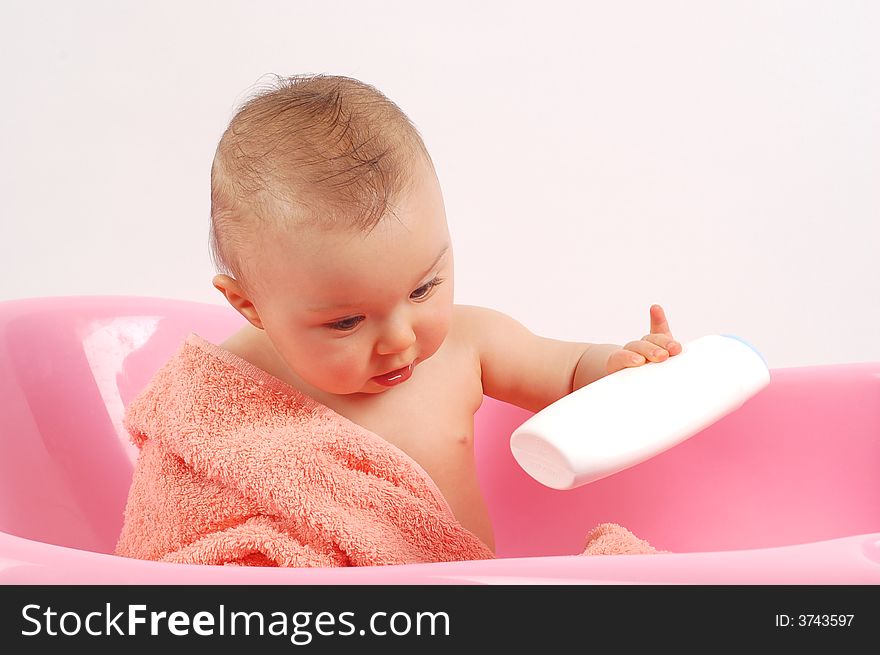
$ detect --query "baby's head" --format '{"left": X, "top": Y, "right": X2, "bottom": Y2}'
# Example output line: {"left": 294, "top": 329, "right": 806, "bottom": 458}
{"left": 210, "top": 74, "right": 453, "bottom": 397}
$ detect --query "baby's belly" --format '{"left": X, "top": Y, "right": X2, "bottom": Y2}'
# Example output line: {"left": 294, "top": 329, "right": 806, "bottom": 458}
{"left": 419, "top": 435, "right": 496, "bottom": 553}
{"left": 445, "top": 487, "right": 495, "bottom": 554}
{"left": 352, "top": 412, "right": 495, "bottom": 553}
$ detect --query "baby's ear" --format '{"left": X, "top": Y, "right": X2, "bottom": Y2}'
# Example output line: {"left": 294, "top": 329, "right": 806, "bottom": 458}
{"left": 211, "top": 275, "right": 264, "bottom": 329}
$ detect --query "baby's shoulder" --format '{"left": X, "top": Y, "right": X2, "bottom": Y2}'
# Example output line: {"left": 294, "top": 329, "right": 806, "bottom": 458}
{"left": 450, "top": 303, "right": 488, "bottom": 337}
{"left": 451, "top": 303, "right": 511, "bottom": 332}
{"left": 445, "top": 304, "right": 484, "bottom": 357}
{"left": 449, "top": 303, "right": 509, "bottom": 351}
{"left": 450, "top": 304, "right": 537, "bottom": 364}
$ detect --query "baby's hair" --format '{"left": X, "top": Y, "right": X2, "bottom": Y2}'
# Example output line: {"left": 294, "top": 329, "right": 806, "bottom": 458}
{"left": 209, "top": 73, "right": 434, "bottom": 296}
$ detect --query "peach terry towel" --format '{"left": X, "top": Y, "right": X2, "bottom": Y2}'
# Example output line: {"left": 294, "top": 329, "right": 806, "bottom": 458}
{"left": 115, "top": 333, "right": 660, "bottom": 567}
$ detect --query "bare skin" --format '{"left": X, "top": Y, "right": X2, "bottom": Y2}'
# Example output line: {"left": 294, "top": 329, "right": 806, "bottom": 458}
{"left": 212, "top": 157, "right": 682, "bottom": 554}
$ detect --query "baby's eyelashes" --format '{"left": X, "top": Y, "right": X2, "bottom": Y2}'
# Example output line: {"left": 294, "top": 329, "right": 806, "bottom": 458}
{"left": 326, "top": 316, "right": 365, "bottom": 331}
{"left": 410, "top": 276, "right": 444, "bottom": 301}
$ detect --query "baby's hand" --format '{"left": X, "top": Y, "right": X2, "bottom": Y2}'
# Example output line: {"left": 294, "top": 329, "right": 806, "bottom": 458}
{"left": 606, "top": 304, "right": 682, "bottom": 375}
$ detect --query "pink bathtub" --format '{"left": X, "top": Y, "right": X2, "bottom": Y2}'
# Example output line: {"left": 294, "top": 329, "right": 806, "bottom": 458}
{"left": 1, "top": 295, "right": 879, "bottom": 584}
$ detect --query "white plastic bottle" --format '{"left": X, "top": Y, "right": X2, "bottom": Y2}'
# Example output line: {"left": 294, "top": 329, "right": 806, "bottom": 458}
{"left": 509, "top": 334, "right": 770, "bottom": 490}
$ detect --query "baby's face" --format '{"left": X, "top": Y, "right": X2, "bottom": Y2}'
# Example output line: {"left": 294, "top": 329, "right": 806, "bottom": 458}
{"left": 251, "top": 161, "right": 453, "bottom": 397}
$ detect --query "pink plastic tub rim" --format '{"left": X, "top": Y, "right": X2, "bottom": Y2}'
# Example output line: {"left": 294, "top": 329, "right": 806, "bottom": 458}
{"left": 1, "top": 295, "right": 878, "bottom": 584}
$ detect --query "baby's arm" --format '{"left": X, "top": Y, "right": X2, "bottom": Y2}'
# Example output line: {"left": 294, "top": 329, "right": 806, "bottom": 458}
{"left": 455, "top": 304, "right": 620, "bottom": 413}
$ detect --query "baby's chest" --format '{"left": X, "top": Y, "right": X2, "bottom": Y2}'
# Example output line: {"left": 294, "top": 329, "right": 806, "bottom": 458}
{"left": 340, "top": 347, "right": 484, "bottom": 464}
{"left": 378, "top": 385, "right": 479, "bottom": 460}
{"left": 377, "top": 386, "right": 478, "bottom": 455}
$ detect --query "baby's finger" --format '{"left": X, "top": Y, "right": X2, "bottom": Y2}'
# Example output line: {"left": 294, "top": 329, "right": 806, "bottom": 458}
{"left": 649, "top": 304, "right": 672, "bottom": 337}
{"left": 624, "top": 340, "right": 669, "bottom": 363}
{"left": 641, "top": 333, "right": 681, "bottom": 355}
{"left": 606, "top": 349, "right": 646, "bottom": 375}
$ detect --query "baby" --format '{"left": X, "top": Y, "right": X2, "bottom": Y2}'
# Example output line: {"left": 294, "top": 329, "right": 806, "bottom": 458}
{"left": 208, "top": 74, "right": 681, "bottom": 553}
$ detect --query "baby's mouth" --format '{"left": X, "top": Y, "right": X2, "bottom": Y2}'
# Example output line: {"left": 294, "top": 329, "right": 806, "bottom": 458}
{"left": 371, "top": 362, "right": 415, "bottom": 387}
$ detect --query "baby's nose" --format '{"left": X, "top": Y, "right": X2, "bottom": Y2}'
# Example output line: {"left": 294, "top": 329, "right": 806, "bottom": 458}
{"left": 375, "top": 318, "right": 416, "bottom": 355}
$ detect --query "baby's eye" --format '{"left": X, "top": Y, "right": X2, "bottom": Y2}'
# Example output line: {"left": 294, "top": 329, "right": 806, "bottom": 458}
{"left": 327, "top": 316, "right": 365, "bottom": 331}
{"left": 410, "top": 276, "right": 444, "bottom": 301}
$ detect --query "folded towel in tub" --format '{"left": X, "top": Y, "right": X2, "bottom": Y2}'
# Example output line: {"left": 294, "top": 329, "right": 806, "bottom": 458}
{"left": 115, "top": 333, "right": 659, "bottom": 566}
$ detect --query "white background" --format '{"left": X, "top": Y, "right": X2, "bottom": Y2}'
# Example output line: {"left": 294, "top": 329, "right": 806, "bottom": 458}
{"left": 1, "top": 0, "right": 877, "bottom": 369}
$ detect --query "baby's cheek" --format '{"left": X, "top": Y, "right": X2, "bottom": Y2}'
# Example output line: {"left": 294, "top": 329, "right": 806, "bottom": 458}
{"left": 327, "top": 346, "right": 368, "bottom": 383}
{"left": 419, "top": 309, "right": 452, "bottom": 358}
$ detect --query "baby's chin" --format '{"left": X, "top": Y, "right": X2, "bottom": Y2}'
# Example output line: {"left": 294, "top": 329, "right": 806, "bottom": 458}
{"left": 323, "top": 384, "right": 396, "bottom": 397}
{"left": 316, "top": 378, "right": 401, "bottom": 396}
{"left": 361, "top": 385, "right": 395, "bottom": 394}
